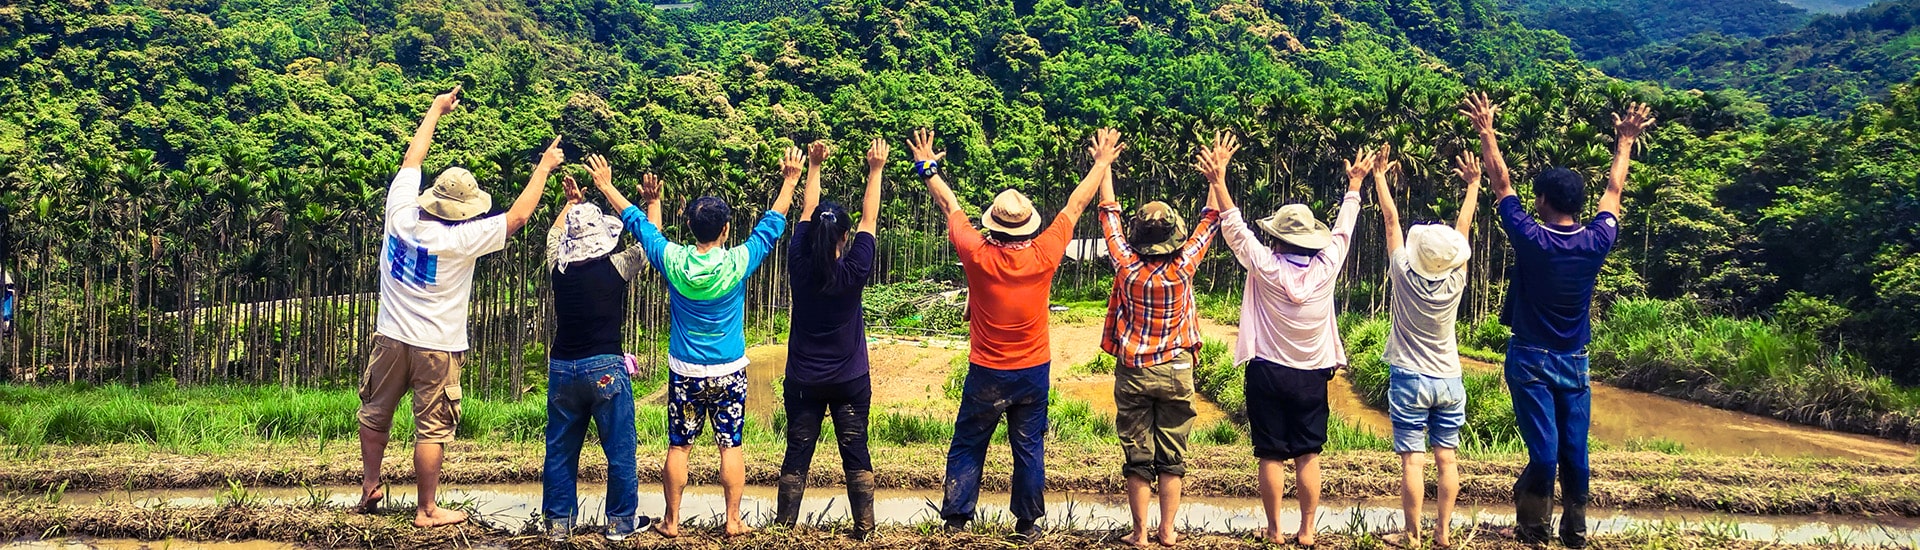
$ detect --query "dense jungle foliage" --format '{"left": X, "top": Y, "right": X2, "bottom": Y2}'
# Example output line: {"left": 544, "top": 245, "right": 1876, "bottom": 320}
{"left": 0, "top": 0, "right": 1918, "bottom": 393}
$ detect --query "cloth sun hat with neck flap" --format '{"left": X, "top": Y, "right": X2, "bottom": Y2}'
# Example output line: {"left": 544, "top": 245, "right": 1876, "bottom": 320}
{"left": 418, "top": 167, "right": 493, "bottom": 221}
{"left": 981, "top": 189, "right": 1043, "bottom": 237}
{"left": 1405, "top": 223, "right": 1470, "bottom": 280}
{"left": 1255, "top": 203, "right": 1332, "bottom": 250}
{"left": 1129, "top": 201, "right": 1189, "bottom": 255}
{"left": 555, "top": 203, "right": 624, "bottom": 274}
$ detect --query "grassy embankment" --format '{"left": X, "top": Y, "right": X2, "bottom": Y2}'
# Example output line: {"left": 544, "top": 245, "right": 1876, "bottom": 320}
{"left": 0, "top": 498, "right": 1886, "bottom": 550}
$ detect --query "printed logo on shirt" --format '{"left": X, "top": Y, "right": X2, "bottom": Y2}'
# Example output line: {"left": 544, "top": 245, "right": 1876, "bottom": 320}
{"left": 1604, "top": 217, "right": 1617, "bottom": 228}
{"left": 387, "top": 235, "right": 439, "bottom": 287}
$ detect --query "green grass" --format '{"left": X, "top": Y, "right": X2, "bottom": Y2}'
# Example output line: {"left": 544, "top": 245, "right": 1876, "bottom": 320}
{"left": 1592, "top": 298, "right": 1920, "bottom": 443}
{"left": 1073, "top": 353, "right": 1116, "bottom": 375}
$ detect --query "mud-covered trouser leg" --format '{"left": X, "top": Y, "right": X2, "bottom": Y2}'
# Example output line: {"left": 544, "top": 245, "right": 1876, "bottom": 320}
{"left": 941, "top": 364, "right": 1009, "bottom": 524}
{"left": 1004, "top": 363, "right": 1051, "bottom": 523}
{"left": 1507, "top": 344, "right": 1559, "bottom": 545}
{"left": 1555, "top": 379, "right": 1592, "bottom": 548}
{"left": 846, "top": 470, "right": 877, "bottom": 539}
{"left": 777, "top": 381, "right": 830, "bottom": 527}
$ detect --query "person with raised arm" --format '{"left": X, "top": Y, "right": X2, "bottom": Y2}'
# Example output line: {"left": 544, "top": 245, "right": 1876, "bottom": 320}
{"left": 591, "top": 146, "right": 798, "bottom": 538}
{"left": 1463, "top": 92, "right": 1655, "bottom": 549}
{"left": 914, "top": 127, "right": 1114, "bottom": 537}
{"left": 1213, "top": 141, "right": 1374, "bottom": 547}
{"left": 1097, "top": 131, "right": 1229, "bottom": 547}
{"left": 773, "top": 138, "right": 888, "bottom": 539}
{"left": 538, "top": 163, "right": 654, "bottom": 543}
{"left": 356, "top": 86, "right": 556, "bottom": 528}
{"left": 1372, "top": 144, "right": 1482, "bottom": 550}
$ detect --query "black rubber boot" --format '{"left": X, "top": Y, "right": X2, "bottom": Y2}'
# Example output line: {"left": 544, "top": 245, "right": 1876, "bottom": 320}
{"left": 846, "top": 469, "right": 877, "bottom": 540}
{"left": 775, "top": 471, "right": 808, "bottom": 528}
{"left": 1512, "top": 486, "right": 1553, "bottom": 545}
{"left": 1559, "top": 499, "right": 1589, "bottom": 549}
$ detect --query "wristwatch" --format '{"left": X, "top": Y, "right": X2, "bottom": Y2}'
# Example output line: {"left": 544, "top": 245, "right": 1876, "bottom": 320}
{"left": 913, "top": 159, "right": 941, "bottom": 178}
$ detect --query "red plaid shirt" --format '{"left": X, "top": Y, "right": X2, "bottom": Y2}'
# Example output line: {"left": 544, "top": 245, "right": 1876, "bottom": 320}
{"left": 1098, "top": 201, "right": 1219, "bottom": 368}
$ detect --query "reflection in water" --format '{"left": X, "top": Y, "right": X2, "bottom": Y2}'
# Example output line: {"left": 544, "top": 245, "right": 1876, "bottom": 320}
{"left": 43, "top": 484, "right": 1920, "bottom": 546}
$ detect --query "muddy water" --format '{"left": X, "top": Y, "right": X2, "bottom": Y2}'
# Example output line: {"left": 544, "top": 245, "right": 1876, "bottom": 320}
{"left": 3, "top": 540, "right": 297, "bottom": 549}
{"left": 52, "top": 484, "right": 1920, "bottom": 546}
{"left": 1454, "top": 359, "right": 1919, "bottom": 461}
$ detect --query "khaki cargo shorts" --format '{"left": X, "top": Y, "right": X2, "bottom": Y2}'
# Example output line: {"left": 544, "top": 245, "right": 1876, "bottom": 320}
{"left": 357, "top": 334, "right": 464, "bottom": 444}
{"left": 1114, "top": 350, "right": 1198, "bottom": 481}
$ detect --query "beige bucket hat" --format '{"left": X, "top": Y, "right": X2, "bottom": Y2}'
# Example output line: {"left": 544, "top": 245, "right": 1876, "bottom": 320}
{"left": 1255, "top": 204, "right": 1332, "bottom": 250}
{"left": 981, "top": 189, "right": 1043, "bottom": 237}
{"left": 1406, "top": 224, "right": 1470, "bottom": 280}
{"left": 418, "top": 167, "right": 493, "bottom": 221}
{"left": 1129, "top": 201, "right": 1189, "bottom": 256}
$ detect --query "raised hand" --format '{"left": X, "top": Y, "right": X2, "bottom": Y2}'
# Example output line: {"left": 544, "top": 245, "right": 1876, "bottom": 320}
{"left": 639, "top": 173, "right": 661, "bottom": 203}
{"left": 1614, "top": 102, "right": 1657, "bottom": 141}
{"left": 908, "top": 128, "right": 946, "bottom": 164}
{"left": 781, "top": 146, "right": 805, "bottom": 181}
{"left": 586, "top": 154, "right": 614, "bottom": 190}
{"left": 866, "top": 138, "right": 889, "bottom": 171}
{"left": 1453, "top": 151, "right": 1484, "bottom": 186}
{"left": 1208, "top": 131, "right": 1241, "bottom": 172}
{"left": 431, "top": 85, "right": 461, "bottom": 116}
{"left": 537, "top": 136, "right": 565, "bottom": 172}
{"left": 562, "top": 174, "right": 584, "bottom": 204}
{"left": 1194, "top": 150, "right": 1225, "bottom": 182}
{"left": 1344, "top": 148, "right": 1378, "bottom": 183}
{"left": 808, "top": 141, "right": 832, "bottom": 165}
{"left": 1089, "top": 128, "right": 1126, "bottom": 166}
{"left": 1373, "top": 143, "right": 1400, "bottom": 180}
{"left": 1460, "top": 92, "right": 1500, "bottom": 136}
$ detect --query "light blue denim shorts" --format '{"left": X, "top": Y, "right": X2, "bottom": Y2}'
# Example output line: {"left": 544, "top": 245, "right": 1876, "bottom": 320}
{"left": 1387, "top": 366, "right": 1467, "bottom": 453}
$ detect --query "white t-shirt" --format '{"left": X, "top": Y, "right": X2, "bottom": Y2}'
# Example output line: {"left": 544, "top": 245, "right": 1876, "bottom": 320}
{"left": 375, "top": 168, "right": 509, "bottom": 352}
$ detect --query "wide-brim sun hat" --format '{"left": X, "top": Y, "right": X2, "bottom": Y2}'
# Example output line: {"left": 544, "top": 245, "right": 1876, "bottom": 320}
{"left": 1255, "top": 203, "right": 1332, "bottom": 250}
{"left": 418, "top": 167, "right": 493, "bottom": 221}
{"left": 980, "top": 189, "right": 1043, "bottom": 237}
{"left": 1130, "top": 201, "right": 1189, "bottom": 256}
{"left": 556, "top": 203, "right": 624, "bottom": 272}
{"left": 1406, "top": 223, "right": 1470, "bottom": 280}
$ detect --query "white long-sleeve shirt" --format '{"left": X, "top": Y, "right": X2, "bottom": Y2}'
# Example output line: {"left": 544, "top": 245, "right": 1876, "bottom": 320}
{"left": 1219, "top": 191, "right": 1360, "bottom": 370}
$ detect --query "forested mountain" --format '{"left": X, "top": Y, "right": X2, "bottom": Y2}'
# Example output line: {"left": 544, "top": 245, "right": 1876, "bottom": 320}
{"left": 2, "top": 0, "right": 1920, "bottom": 388}
{"left": 1504, "top": 0, "right": 1808, "bottom": 59}
{"left": 1601, "top": 0, "right": 1920, "bottom": 117}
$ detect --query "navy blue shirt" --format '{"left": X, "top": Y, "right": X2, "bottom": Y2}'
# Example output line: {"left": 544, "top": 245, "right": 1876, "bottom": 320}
{"left": 1497, "top": 195, "right": 1618, "bottom": 352}
{"left": 785, "top": 222, "right": 877, "bottom": 385}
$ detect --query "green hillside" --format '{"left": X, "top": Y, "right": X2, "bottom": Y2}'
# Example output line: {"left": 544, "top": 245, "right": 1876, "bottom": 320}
{"left": 1504, "top": 0, "right": 1809, "bottom": 59}
{"left": 1600, "top": 0, "right": 1920, "bottom": 116}
{"left": 2, "top": 0, "right": 1920, "bottom": 392}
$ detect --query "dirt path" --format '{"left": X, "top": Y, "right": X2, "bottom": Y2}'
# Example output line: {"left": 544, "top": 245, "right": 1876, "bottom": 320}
{"left": 1455, "top": 358, "right": 1918, "bottom": 461}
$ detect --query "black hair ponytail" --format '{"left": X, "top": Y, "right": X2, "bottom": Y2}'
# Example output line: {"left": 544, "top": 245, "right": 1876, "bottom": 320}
{"left": 811, "top": 201, "right": 854, "bottom": 294}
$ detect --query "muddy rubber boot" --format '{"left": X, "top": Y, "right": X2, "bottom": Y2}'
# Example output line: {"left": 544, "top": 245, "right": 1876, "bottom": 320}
{"left": 1512, "top": 488, "right": 1553, "bottom": 545}
{"left": 1559, "top": 500, "right": 1589, "bottom": 549}
{"left": 775, "top": 471, "right": 808, "bottom": 528}
{"left": 846, "top": 469, "right": 877, "bottom": 540}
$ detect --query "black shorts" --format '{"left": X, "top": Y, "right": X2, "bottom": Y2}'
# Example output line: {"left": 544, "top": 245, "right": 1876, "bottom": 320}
{"left": 1244, "top": 359, "right": 1334, "bottom": 461}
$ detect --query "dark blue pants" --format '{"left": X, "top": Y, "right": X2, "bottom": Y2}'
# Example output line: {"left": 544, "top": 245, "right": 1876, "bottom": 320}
{"left": 1505, "top": 340, "right": 1591, "bottom": 542}
{"left": 542, "top": 354, "right": 640, "bottom": 534}
{"left": 941, "top": 362, "right": 1049, "bottom": 523}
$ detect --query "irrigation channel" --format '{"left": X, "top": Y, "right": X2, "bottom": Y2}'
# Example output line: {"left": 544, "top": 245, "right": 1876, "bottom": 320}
{"left": 11, "top": 483, "right": 1918, "bottom": 548}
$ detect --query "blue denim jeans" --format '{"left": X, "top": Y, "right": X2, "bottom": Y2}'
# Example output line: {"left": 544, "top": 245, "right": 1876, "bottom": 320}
{"left": 941, "top": 362, "right": 1049, "bottom": 524}
{"left": 542, "top": 354, "right": 640, "bottom": 535}
{"left": 1504, "top": 339, "right": 1591, "bottom": 542}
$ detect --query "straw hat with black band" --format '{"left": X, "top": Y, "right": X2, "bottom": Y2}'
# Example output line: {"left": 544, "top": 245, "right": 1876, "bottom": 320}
{"left": 980, "top": 189, "right": 1043, "bottom": 237}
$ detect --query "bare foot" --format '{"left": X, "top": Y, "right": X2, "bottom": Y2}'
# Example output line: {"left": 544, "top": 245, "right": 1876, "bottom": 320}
{"left": 1381, "top": 532, "right": 1415, "bottom": 548}
{"left": 725, "top": 521, "right": 754, "bottom": 537}
{"left": 1156, "top": 529, "right": 1181, "bottom": 546}
{"left": 355, "top": 486, "right": 384, "bottom": 514}
{"left": 651, "top": 522, "right": 681, "bottom": 539}
{"left": 1253, "top": 528, "right": 1287, "bottom": 545}
{"left": 1120, "top": 532, "right": 1149, "bottom": 547}
{"left": 412, "top": 506, "right": 469, "bottom": 528}
{"left": 1291, "top": 531, "right": 1317, "bottom": 547}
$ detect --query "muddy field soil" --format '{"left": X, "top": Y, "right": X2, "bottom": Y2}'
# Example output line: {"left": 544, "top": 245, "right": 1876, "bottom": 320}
{"left": 0, "top": 500, "right": 1899, "bottom": 550}
{"left": 7, "top": 442, "right": 1920, "bottom": 518}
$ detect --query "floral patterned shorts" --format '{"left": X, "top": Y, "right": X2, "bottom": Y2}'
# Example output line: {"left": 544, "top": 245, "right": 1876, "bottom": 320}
{"left": 667, "top": 370, "right": 749, "bottom": 447}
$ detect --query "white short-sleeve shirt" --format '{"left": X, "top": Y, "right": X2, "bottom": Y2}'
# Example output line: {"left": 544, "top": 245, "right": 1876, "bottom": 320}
{"left": 374, "top": 168, "right": 509, "bottom": 352}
